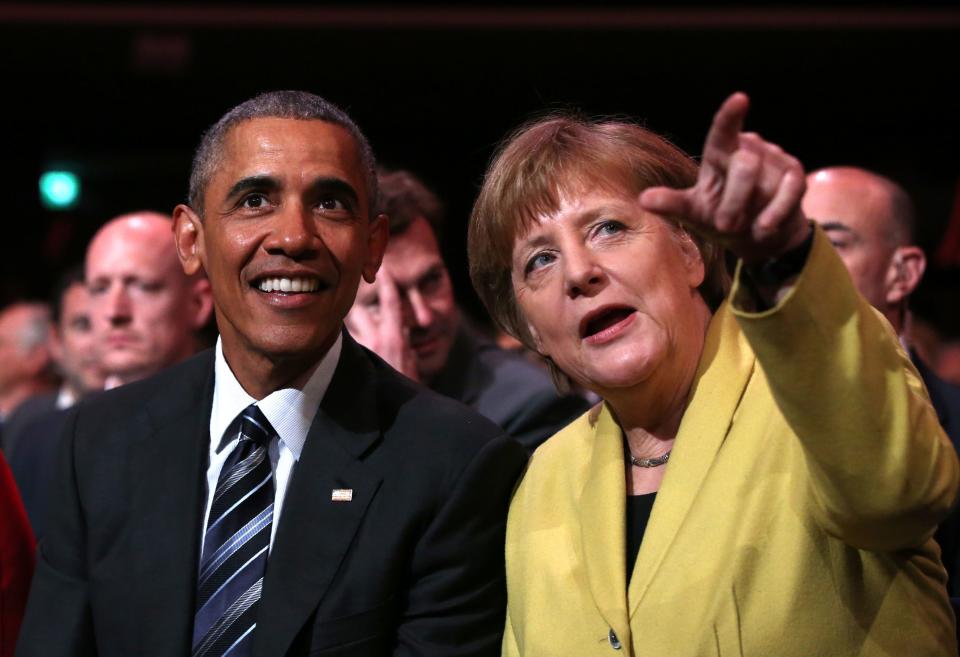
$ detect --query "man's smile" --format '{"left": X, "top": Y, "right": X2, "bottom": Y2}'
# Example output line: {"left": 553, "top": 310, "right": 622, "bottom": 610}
{"left": 254, "top": 276, "right": 323, "bottom": 293}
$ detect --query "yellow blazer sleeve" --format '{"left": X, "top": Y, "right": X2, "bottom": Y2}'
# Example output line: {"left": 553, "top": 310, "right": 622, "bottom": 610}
{"left": 502, "top": 607, "right": 520, "bottom": 657}
{"left": 730, "top": 224, "right": 960, "bottom": 551}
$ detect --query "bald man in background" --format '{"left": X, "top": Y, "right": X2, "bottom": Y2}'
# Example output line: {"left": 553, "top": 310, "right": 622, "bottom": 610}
{"left": 86, "top": 211, "right": 213, "bottom": 388}
{"left": 803, "top": 166, "right": 960, "bottom": 596}
{"left": 11, "top": 211, "right": 213, "bottom": 539}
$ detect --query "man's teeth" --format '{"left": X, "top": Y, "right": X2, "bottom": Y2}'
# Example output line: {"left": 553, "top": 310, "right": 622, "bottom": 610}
{"left": 258, "top": 277, "right": 320, "bottom": 293}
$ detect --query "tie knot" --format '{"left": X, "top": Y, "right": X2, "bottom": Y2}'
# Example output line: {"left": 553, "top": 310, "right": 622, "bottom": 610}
{"left": 238, "top": 404, "right": 274, "bottom": 447}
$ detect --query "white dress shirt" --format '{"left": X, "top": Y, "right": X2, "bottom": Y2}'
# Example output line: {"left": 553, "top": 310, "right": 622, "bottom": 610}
{"left": 201, "top": 334, "right": 342, "bottom": 554}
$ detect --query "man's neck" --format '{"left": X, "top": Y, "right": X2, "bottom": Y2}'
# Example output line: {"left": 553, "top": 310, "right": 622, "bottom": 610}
{"left": 223, "top": 340, "right": 338, "bottom": 400}
{"left": 0, "top": 381, "right": 55, "bottom": 416}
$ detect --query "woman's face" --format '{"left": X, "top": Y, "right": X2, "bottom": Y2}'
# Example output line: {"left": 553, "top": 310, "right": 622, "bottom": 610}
{"left": 511, "top": 190, "right": 707, "bottom": 398}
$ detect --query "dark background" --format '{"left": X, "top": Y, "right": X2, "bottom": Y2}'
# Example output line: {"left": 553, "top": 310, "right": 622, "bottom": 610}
{"left": 2, "top": 2, "right": 958, "bottom": 334}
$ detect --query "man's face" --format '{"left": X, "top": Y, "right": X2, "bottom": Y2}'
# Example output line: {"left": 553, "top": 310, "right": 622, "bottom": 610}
{"left": 52, "top": 283, "right": 105, "bottom": 395}
{"left": 0, "top": 308, "right": 31, "bottom": 395}
{"left": 801, "top": 170, "right": 898, "bottom": 311}
{"left": 353, "top": 216, "right": 459, "bottom": 382}
{"left": 181, "top": 118, "right": 387, "bottom": 383}
{"left": 86, "top": 214, "right": 205, "bottom": 382}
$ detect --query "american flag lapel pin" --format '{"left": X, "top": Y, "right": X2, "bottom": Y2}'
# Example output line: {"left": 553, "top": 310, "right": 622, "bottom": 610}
{"left": 331, "top": 489, "right": 353, "bottom": 502}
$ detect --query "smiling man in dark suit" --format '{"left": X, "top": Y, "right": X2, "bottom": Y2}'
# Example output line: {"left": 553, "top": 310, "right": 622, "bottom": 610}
{"left": 16, "top": 91, "right": 526, "bottom": 657}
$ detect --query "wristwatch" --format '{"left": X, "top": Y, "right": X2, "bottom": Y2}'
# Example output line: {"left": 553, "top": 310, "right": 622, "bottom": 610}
{"left": 742, "top": 223, "right": 815, "bottom": 289}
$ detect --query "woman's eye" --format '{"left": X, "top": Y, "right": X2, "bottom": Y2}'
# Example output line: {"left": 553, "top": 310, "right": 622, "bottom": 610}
{"left": 596, "top": 220, "right": 624, "bottom": 236}
{"left": 525, "top": 252, "right": 555, "bottom": 275}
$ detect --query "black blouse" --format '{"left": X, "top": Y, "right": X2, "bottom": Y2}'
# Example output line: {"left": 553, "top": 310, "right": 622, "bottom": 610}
{"left": 625, "top": 493, "right": 657, "bottom": 582}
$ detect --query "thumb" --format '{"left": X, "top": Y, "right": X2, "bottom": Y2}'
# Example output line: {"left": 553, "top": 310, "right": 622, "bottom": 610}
{"left": 639, "top": 186, "right": 693, "bottom": 218}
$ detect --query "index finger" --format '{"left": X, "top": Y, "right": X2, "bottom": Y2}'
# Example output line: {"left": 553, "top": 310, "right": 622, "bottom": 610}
{"left": 375, "top": 270, "right": 404, "bottom": 328}
{"left": 701, "top": 92, "right": 750, "bottom": 169}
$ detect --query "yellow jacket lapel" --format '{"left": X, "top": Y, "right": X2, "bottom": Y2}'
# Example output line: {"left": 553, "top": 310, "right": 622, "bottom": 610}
{"left": 579, "top": 403, "right": 631, "bottom": 646}
{"left": 628, "top": 304, "right": 755, "bottom": 617}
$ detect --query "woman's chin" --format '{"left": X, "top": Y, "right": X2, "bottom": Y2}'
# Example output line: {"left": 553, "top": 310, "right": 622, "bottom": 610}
{"left": 575, "top": 351, "right": 665, "bottom": 395}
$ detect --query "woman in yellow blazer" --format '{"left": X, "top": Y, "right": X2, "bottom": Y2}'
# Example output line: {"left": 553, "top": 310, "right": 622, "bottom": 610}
{"left": 468, "top": 93, "right": 959, "bottom": 656}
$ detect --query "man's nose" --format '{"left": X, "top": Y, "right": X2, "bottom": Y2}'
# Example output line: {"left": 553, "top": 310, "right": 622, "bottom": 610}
{"left": 105, "top": 285, "right": 132, "bottom": 325}
{"left": 403, "top": 289, "right": 434, "bottom": 329}
{"left": 265, "top": 203, "right": 317, "bottom": 258}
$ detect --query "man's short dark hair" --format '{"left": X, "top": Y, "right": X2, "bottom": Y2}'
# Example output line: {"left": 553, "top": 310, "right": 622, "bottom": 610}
{"left": 378, "top": 169, "right": 445, "bottom": 238}
{"left": 50, "top": 264, "right": 85, "bottom": 326}
{"left": 188, "top": 90, "right": 379, "bottom": 216}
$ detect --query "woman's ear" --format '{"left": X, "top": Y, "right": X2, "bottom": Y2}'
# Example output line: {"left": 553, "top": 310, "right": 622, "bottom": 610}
{"left": 676, "top": 228, "right": 706, "bottom": 289}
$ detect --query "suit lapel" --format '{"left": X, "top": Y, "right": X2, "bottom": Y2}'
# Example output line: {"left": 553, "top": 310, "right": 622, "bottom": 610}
{"left": 579, "top": 403, "right": 631, "bottom": 645}
{"left": 128, "top": 354, "right": 214, "bottom": 655}
{"left": 628, "top": 304, "right": 754, "bottom": 618}
{"left": 255, "top": 335, "right": 384, "bottom": 657}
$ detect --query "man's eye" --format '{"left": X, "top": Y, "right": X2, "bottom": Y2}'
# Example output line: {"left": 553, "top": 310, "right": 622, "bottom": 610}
{"left": 241, "top": 194, "right": 269, "bottom": 209}
{"left": 524, "top": 252, "right": 555, "bottom": 275}
{"left": 420, "top": 271, "right": 443, "bottom": 293}
{"left": 317, "top": 196, "right": 347, "bottom": 211}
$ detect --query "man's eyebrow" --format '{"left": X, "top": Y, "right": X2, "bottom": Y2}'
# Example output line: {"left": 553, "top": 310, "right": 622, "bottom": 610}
{"left": 225, "top": 175, "right": 281, "bottom": 202}
{"left": 819, "top": 221, "right": 853, "bottom": 234}
{"left": 307, "top": 176, "right": 360, "bottom": 207}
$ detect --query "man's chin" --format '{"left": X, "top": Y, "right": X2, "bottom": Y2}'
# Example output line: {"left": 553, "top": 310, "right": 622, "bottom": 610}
{"left": 415, "top": 348, "right": 452, "bottom": 384}
{"left": 102, "top": 354, "right": 160, "bottom": 385}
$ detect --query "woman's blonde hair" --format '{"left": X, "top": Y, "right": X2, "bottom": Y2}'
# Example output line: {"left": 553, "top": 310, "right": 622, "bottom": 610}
{"left": 468, "top": 115, "right": 730, "bottom": 386}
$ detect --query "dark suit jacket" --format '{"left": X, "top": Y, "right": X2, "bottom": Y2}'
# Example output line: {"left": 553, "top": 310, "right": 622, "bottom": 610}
{"left": 8, "top": 409, "right": 71, "bottom": 542}
{"left": 430, "top": 326, "right": 590, "bottom": 452}
{"left": 16, "top": 334, "right": 527, "bottom": 657}
{"left": 915, "top": 352, "right": 960, "bottom": 597}
{"left": 0, "top": 393, "right": 58, "bottom": 457}
{"left": 0, "top": 452, "right": 34, "bottom": 657}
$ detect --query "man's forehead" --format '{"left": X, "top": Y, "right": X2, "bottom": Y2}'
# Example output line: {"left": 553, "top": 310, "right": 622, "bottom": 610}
{"left": 212, "top": 117, "right": 367, "bottom": 202}
{"left": 221, "top": 118, "right": 361, "bottom": 169}
{"left": 87, "top": 235, "right": 178, "bottom": 277}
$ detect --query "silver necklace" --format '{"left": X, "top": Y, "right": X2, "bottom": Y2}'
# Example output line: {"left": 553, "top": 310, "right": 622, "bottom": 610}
{"left": 628, "top": 450, "right": 671, "bottom": 468}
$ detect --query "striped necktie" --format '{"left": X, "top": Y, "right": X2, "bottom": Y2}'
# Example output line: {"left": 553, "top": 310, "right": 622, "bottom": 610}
{"left": 192, "top": 404, "right": 275, "bottom": 657}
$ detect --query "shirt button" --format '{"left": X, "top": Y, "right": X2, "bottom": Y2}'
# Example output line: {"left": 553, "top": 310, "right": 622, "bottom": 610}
{"left": 608, "top": 628, "right": 622, "bottom": 650}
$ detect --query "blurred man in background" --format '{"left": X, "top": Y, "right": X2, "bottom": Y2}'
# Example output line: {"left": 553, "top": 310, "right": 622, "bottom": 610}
{"left": 346, "top": 170, "right": 589, "bottom": 451}
{"left": 2, "top": 267, "right": 105, "bottom": 458}
{"left": 803, "top": 165, "right": 960, "bottom": 596}
{"left": 10, "top": 211, "right": 213, "bottom": 539}
{"left": 0, "top": 302, "right": 55, "bottom": 449}
{"left": 86, "top": 211, "right": 213, "bottom": 388}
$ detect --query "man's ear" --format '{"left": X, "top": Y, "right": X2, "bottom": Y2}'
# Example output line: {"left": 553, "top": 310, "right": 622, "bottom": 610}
{"left": 362, "top": 213, "right": 390, "bottom": 284}
{"left": 22, "top": 341, "right": 52, "bottom": 377}
{"left": 47, "top": 324, "right": 64, "bottom": 367}
{"left": 173, "top": 204, "right": 205, "bottom": 276}
{"left": 884, "top": 245, "right": 926, "bottom": 306}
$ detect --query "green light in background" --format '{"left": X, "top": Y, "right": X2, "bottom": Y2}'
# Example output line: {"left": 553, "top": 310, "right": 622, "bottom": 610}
{"left": 39, "top": 171, "right": 80, "bottom": 210}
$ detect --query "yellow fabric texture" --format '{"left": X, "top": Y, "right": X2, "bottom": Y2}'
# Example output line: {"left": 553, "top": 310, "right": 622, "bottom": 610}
{"left": 503, "top": 225, "right": 960, "bottom": 657}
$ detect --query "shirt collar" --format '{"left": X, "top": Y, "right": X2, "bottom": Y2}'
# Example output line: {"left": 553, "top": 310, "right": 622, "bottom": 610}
{"left": 210, "top": 333, "right": 343, "bottom": 459}
{"left": 57, "top": 385, "right": 76, "bottom": 409}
